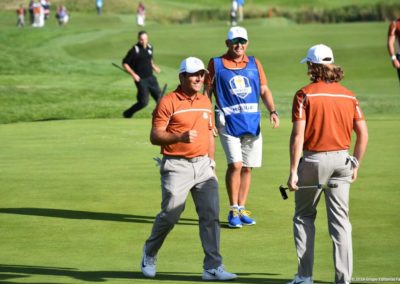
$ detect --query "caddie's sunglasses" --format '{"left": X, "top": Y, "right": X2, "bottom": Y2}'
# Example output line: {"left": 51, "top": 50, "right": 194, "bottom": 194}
{"left": 230, "top": 38, "right": 248, "bottom": 45}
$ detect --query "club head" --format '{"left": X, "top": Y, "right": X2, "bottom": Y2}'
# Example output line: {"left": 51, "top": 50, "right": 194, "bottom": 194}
{"left": 279, "top": 185, "right": 288, "bottom": 200}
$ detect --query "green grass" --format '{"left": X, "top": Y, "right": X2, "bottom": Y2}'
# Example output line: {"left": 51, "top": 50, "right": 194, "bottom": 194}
{"left": 0, "top": 2, "right": 400, "bottom": 283}
{"left": 0, "top": 12, "right": 399, "bottom": 124}
{"left": 0, "top": 117, "right": 399, "bottom": 283}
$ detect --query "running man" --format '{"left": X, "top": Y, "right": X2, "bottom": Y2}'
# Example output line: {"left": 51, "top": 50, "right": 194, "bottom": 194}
{"left": 122, "top": 30, "right": 162, "bottom": 118}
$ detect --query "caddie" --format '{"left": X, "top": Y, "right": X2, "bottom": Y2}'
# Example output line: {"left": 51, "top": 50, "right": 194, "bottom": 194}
{"left": 204, "top": 26, "right": 279, "bottom": 228}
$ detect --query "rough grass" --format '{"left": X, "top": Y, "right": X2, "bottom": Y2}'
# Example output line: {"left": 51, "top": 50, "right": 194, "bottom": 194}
{"left": 0, "top": 12, "right": 399, "bottom": 124}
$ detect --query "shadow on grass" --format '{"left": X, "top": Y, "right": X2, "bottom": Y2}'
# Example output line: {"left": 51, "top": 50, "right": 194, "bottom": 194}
{"left": 0, "top": 208, "right": 199, "bottom": 226}
{"left": 0, "top": 264, "right": 301, "bottom": 283}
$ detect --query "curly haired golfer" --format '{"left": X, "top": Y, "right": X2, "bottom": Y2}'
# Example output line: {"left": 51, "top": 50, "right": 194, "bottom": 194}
{"left": 140, "top": 57, "right": 237, "bottom": 281}
{"left": 287, "top": 44, "right": 368, "bottom": 284}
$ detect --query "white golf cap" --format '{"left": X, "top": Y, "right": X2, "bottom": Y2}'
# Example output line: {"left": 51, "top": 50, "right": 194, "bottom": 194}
{"left": 227, "top": 26, "right": 248, "bottom": 40}
{"left": 300, "top": 44, "right": 334, "bottom": 64}
{"left": 179, "top": 57, "right": 208, "bottom": 74}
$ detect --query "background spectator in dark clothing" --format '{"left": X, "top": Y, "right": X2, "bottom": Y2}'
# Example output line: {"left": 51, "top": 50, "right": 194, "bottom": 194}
{"left": 29, "top": 0, "right": 34, "bottom": 25}
{"left": 121, "top": 30, "right": 162, "bottom": 118}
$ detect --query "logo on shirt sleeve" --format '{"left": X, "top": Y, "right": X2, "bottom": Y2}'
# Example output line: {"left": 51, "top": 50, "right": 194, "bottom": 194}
{"left": 229, "top": 75, "right": 252, "bottom": 99}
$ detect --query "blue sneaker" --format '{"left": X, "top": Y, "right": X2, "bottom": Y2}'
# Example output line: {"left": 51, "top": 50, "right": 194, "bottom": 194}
{"left": 228, "top": 209, "right": 242, "bottom": 228}
{"left": 239, "top": 209, "right": 256, "bottom": 225}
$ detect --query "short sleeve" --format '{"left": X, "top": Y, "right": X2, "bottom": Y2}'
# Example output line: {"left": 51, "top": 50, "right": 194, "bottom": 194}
{"left": 354, "top": 99, "right": 365, "bottom": 121}
{"left": 254, "top": 58, "right": 268, "bottom": 86}
{"left": 292, "top": 89, "right": 307, "bottom": 122}
{"left": 152, "top": 96, "right": 172, "bottom": 129}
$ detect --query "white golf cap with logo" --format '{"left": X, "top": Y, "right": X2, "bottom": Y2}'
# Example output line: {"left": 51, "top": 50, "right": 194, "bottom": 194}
{"left": 227, "top": 26, "right": 248, "bottom": 40}
{"left": 179, "top": 57, "right": 208, "bottom": 74}
{"left": 300, "top": 44, "right": 334, "bottom": 64}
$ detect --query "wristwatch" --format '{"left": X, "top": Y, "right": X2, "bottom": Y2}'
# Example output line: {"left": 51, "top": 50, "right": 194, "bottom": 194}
{"left": 270, "top": 110, "right": 279, "bottom": 116}
{"left": 391, "top": 54, "right": 397, "bottom": 61}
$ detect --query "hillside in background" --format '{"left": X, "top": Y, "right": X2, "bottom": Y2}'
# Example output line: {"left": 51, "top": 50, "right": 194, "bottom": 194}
{"left": 3, "top": 0, "right": 400, "bottom": 23}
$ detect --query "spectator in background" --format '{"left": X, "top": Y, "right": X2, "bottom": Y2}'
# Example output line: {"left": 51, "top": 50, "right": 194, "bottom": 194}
{"left": 29, "top": 0, "right": 34, "bottom": 25}
{"left": 56, "top": 5, "right": 69, "bottom": 26}
{"left": 16, "top": 4, "right": 26, "bottom": 27}
{"left": 136, "top": 2, "right": 146, "bottom": 27}
{"left": 96, "top": 0, "right": 103, "bottom": 15}
{"left": 230, "top": 0, "right": 238, "bottom": 26}
{"left": 387, "top": 17, "right": 400, "bottom": 84}
{"left": 32, "top": 1, "right": 45, "bottom": 28}
{"left": 237, "top": 0, "right": 244, "bottom": 21}
{"left": 41, "top": 0, "right": 50, "bottom": 20}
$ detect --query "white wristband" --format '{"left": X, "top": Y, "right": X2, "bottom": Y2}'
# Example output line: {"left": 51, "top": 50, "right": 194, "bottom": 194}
{"left": 391, "top": 54, "right": 397, "bottom": 61}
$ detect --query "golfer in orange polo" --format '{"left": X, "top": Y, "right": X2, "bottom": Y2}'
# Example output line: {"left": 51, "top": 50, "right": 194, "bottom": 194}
{"left": 287, "top": 44, "right": 368, "bottom": 284}
{"left": 140, "top": 57, "right": 237, "bottom": 281}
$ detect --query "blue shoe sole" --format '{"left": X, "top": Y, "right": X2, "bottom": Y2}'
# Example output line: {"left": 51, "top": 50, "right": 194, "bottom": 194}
{"left": 228, "top": 224, "right": 242, "bottom": 228}
{"left": 241, "top": 221, "right": 256, "bottom": 226}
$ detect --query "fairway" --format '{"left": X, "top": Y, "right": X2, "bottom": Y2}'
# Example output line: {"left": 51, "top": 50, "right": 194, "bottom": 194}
{"left": 1, "top": 1, "right": 400, "bottom": 283}
{"left": 0, "top": 118, "right": 399, "bottom": 283}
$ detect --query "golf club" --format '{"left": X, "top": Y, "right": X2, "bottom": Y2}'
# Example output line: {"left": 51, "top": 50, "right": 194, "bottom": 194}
{"left": 161, "top": 83, "right": 168, "bottom": 97}
{"left": 112, "top": 62, "right": 129, "bottom": 74}
{"left": 279, "top": 183, "right": 338, "bottom": 200}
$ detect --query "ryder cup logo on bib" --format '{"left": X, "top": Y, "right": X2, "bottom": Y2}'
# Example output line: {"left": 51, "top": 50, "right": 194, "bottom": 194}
{"left": 229, "top": 75, "right": 252, "bottom": 99}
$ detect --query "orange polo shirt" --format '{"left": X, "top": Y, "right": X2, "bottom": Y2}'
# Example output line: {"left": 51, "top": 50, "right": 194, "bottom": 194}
{"left": 152, "top": 86, "right": 214, "bottom": 158}
{"left": 388, "top": 18, "right": 400, "bottom": 47}
{"left": 205, "top": 53, "right": 267, "bottom": 87}
{"left": 292, "top": 81, "right": 365, "bottom": 152}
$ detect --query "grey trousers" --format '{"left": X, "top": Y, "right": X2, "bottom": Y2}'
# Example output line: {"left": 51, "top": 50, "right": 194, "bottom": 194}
{"left": 145, "top": 155, "right": 222, "bottom": 270}
{"left": 294, "top": 150, "right": 353, "bottom": 284}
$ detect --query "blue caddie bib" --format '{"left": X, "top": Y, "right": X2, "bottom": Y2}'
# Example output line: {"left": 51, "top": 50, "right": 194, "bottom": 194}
{"left": 214, "top": 56, "right": 261, "bottom": 137}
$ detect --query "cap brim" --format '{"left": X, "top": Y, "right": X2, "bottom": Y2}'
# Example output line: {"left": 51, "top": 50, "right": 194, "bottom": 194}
{"left": 300, "top": 57, "right": 308, "bottom": 64}
{"left": 182, "top": 68, "right": 209, "bottom": 74}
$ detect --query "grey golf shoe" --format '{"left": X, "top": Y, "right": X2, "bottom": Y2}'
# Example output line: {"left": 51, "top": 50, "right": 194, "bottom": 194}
{"left": 140, "top": 246, "right": 157, "bottom": 278}
{"left": 287, "top": 274, "right": 313, "bottom": 284}
{"left": 202, "top": 265, "right": 237, "bottom": 281}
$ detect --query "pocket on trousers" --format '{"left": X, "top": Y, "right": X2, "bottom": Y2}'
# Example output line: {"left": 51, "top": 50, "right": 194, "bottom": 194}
{"left": 298, "top": 158, "right": 320, "bottom": 186}
{"left": 332, "top": 163, "right": 353, "bottom": 182}
{"left": 160, "top": 159, "right": 171, "bottom": 174}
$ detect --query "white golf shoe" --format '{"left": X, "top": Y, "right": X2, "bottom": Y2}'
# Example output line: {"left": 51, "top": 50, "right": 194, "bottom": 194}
{"left": 140, "top": 246, "right": 157, "bottom": 278}
{"left": 287, "top": 274, "right": 313, "bottom": 284}
{"left": 202, "top": 265, "right": 237, "bottom": 281}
